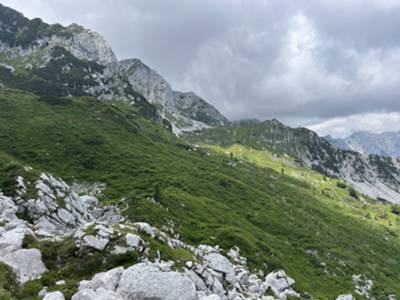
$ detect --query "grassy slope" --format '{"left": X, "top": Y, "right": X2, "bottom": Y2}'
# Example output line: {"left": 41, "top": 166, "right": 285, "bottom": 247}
{"left": 0, "top": 89, "right": 400, "bottom": 298}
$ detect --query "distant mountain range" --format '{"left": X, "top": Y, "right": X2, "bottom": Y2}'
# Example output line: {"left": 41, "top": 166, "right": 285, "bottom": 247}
{"left": 326, "top": 131, "right": 400, "bottom": 157}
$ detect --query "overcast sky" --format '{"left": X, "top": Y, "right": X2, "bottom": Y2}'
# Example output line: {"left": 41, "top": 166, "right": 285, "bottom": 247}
{"left": 3, "top": 0, "right": 400, "bottom": 137}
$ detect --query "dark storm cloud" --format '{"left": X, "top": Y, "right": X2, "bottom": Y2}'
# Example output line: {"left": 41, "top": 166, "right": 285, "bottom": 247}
{"left": 3, "top": 0, "right": 400, "bottom": 136}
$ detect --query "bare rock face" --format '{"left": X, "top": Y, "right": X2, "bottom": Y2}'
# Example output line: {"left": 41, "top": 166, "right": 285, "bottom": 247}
{"left": 66, "top": 27, "right": 118, "bottom": 67}
{"left": 117, "top": 59, "right": 227, "bottom": 134}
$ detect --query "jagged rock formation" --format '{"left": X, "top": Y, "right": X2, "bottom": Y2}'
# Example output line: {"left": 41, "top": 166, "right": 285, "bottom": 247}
{"left": 117, "top": 59, "right": 227, "bottom": 134}
{"left": 185, "top": 119, "right": 400, "bottom": 203}
{"left": 326, "top": 131, "right": 400, "bottom": 157}
{"left": 0, "top": 3, "right": 226, "bottom": 133}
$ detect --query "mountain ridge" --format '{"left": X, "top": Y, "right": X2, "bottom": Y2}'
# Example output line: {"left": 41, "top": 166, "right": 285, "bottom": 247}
{"left": 185, "top": 120, "right": 400, "bottom": 203}
{"left": 0, "top": 3, "right": 226, "bottom": 133}
{"left": 326, "top": 131, "right": 400, "bottom": 157}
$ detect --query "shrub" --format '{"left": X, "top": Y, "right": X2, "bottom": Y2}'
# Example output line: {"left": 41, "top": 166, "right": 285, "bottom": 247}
{"left": 336, "top": 181, "right": 347, "bottom": 189}
{"left": 348, "top": 187, "right": 358, "bottom": 199}
{"left": 391, "top": 206, "right": 400, "bottom": 216}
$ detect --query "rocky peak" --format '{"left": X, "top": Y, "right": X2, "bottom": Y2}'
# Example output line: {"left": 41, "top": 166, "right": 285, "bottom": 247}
{"left": 64, "top": 27, "right": 118, "bottom": 67}
{"left": 173, "top": 91, "right": 228, "bottom": 126}
{"left": 0, "top": 3, "right": 28, "bottom": 40}
{"left": 117, "top": 58, "right": 227, "bottom": 132}
{"left": 0, "top": 4, "right": 117, "bottom": 67}
{"left": 118, "top": 58, "right": 175, "bottom": 110}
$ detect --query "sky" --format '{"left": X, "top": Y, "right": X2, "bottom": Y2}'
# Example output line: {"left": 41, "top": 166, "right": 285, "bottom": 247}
{"left": 2, "top": 0, "right": 400, "bottom": 137}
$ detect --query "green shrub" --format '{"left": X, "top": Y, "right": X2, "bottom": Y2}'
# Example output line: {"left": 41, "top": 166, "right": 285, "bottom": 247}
{"left": 336, "top": 181, "right": 347, "bottom": 189}
{"left": 348, "top": 187, "right": 359, "bottom": 199}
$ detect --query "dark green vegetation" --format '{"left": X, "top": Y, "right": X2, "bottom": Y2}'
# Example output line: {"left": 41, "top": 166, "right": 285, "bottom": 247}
{"left": 1, "top": 89, "right": 400, "bottom": 298}
{"left": 0, "top": 45, "right": 104, "bottom": 98}
{"left": 0, "top": 3, "right": 80, "bottom": 47}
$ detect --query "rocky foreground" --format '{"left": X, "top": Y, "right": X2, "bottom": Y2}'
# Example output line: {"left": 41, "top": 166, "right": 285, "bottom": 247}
{"left": 0, "top": 169, "right": 371, "bottom": 300}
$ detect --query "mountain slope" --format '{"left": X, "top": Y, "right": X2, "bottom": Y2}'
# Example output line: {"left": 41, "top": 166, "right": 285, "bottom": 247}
{"left": 185, "top": 120, "right": 400, "bottom": 203}
{"left": 326, "top": 131, "right": 400, "bottom": 157}
{"left": 1, "top": 89, "right": 400, "bottom": 298}
{"left": 0, "top": 3, "right": 226, "bottom": 133}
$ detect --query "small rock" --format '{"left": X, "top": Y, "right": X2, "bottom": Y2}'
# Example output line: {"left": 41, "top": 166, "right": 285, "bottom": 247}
{"left": 134, "top": 222, "right": 156, "bottom": 237}
{"left": 125, "top": 233, "right": 142, "bottom": 249}
{"left": 38, "top": 286, "right": 48, "bottom": 298}
{"left": 83, "top": 235, "right": 109, "bottom": 251}
{"left": 336, "top": 295, "right": 355, "bottom": 300}
{"left": 43, "top": 291, "right": 65, "bottom": 300}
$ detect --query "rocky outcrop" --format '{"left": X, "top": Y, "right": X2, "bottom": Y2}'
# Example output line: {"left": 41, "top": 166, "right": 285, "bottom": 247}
{"left": 265, "top": 271, "right": 299, "bottom": 300}
{"left": 0, "top": 193, "right": 46, "bottom": 284}
{"left": 2, "top": 170, "right": 302, "bottom": 298}
{"left": 352, "top": 274, "right": 373, "bottom": 299}
{"left": 0, "top": 172, "right": 120, "bottom": 284}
